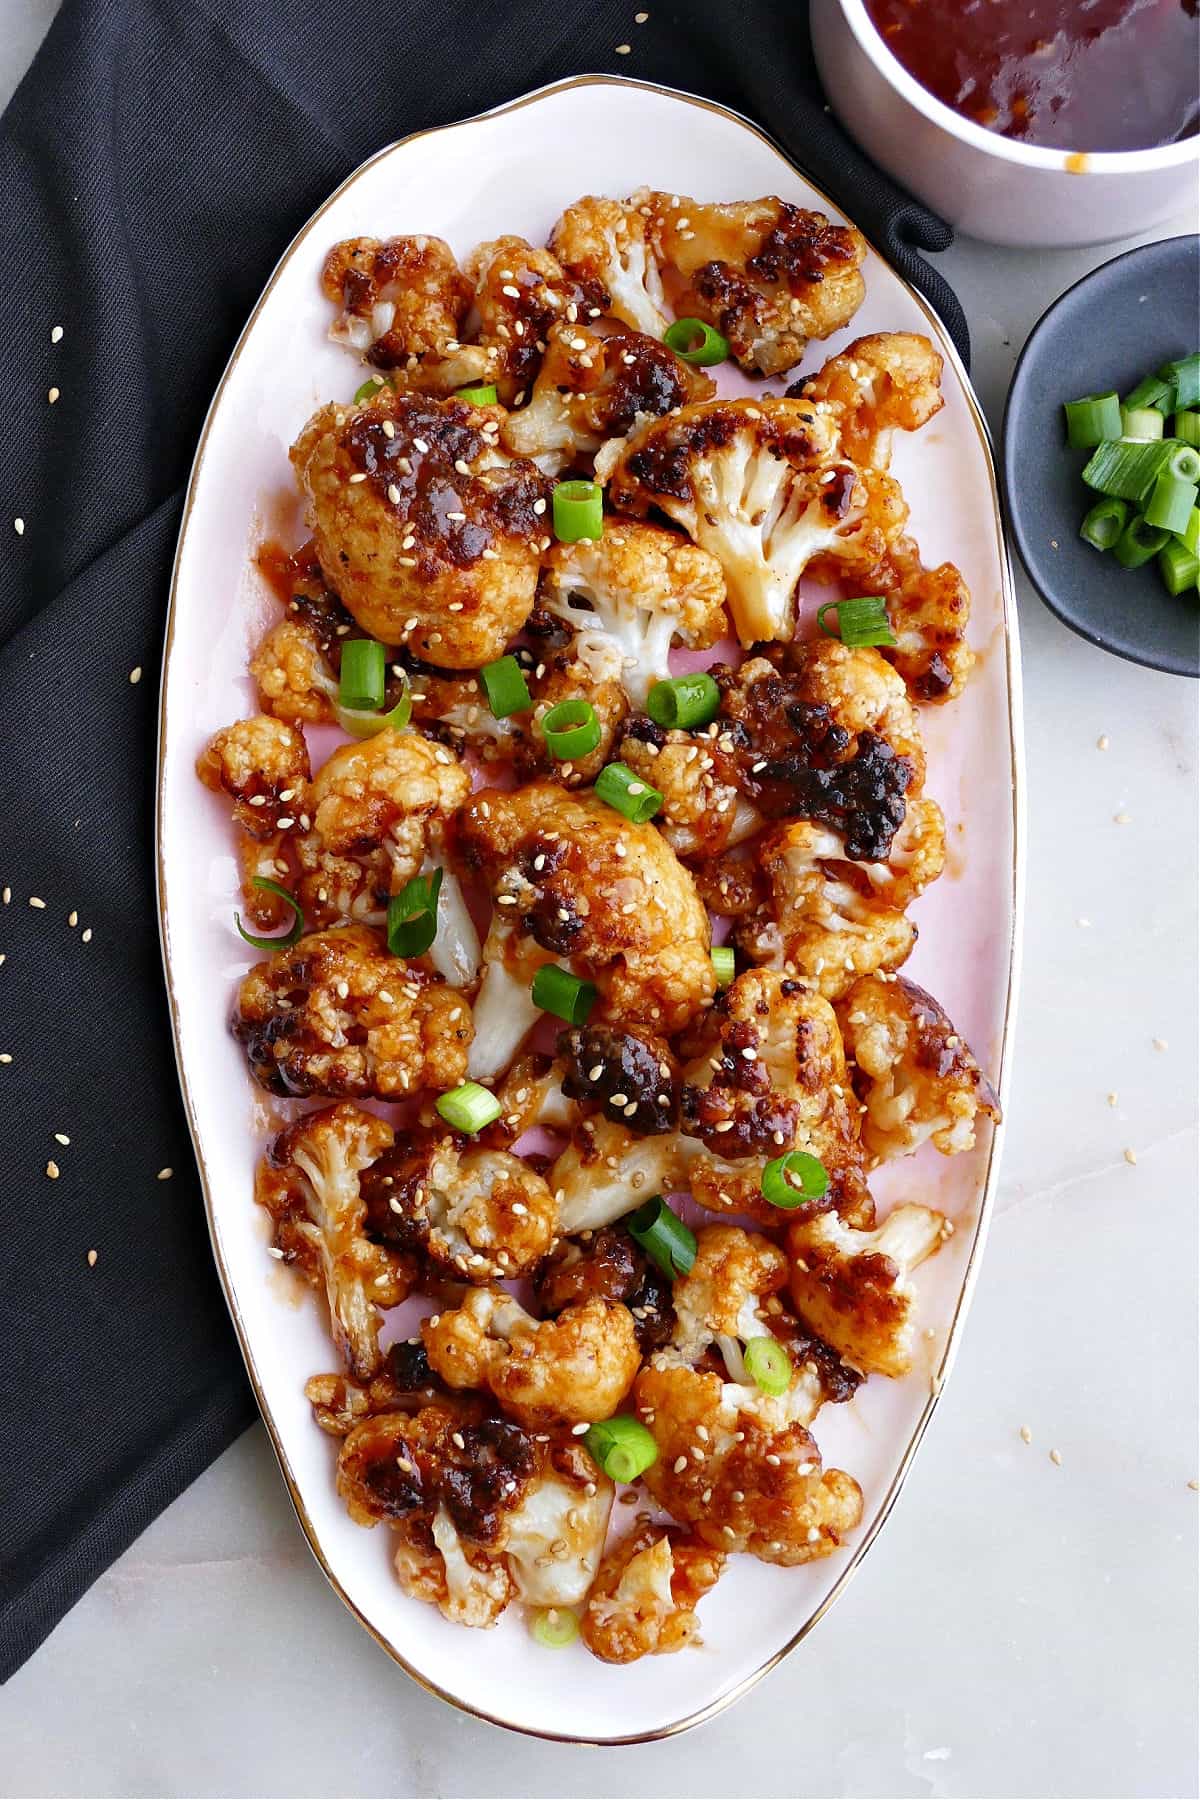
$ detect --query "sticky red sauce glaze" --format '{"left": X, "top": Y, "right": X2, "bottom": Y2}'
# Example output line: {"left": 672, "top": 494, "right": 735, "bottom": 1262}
{"left": 863, "top": 0, "right": 1199, "bottom": 151}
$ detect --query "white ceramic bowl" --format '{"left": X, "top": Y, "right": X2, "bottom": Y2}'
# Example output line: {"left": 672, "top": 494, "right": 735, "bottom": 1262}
{"left": 812, "top": 0, "right": 1200, "bottom": 247}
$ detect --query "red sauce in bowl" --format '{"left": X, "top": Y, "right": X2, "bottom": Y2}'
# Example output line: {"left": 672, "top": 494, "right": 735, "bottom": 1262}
{"left": 862, "top": 0, "right": 1200, "bottom": 151}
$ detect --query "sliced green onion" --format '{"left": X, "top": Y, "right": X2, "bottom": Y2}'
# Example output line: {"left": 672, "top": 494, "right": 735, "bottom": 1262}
{"left": 1144, "top": 472, "right": 1199, "bottom": 535}
{"left": 1119, "top": 406, "right": 1164, "bottom": 442}
{"left": 1112, "top": 513, "right": 1170, "bottom": 570}
{"left": 816, "top": 595, "right": 896, "bottom": 648}
{"left": 711, "top": 945, "right": 736, "bottom": 987}
{"left": 1063, "top": 391, "right": 1121, "bottom": 449}
{"left": 531, "top": 963, "right": 597, "bottom": 1025}
{"left": 1178, "top": 507, "right": 1200, "bottom": 557}
{"left": 761, "top": 1150, "right": 829, "bottom": 1210}
{"left": 336, "top": 673, "right": 413, "bottom": 739}
{"left": 455, "top": 382, "right": 499, "bottom": 406}
{"left": 594, "top": 761, "right": 663, "bottom": 823}
{"left": 1081, "top": 439, "right": 1171, "bottom": 504}
{"left": 645, "top": 672, "right": 721, "bottom": 730}
{"left": 1123, "top": 373, "right": 1174, "bottom": 413}
{"left": 387, "top": 868, "right": 443, "bottom": 958}
{"left": 235, "top": 878, "right": 305, "bottom": 952}
{"left": 743, "top": 1335, "right": 793, "bottom": 1398}
{"left": 435, "top": 1081, "right": 502, "bottom": 1133}
{"left": 626, "top": 1195, "right": 697, "bottom": 1278}
{"left": 1174, "top": 411, "right": 1200, "bottom": 449}
{"left": 1159, "top": 539, "right": 1200, "bottom": 597}
{"left": 584, "top": 1415, "right": 659, "bottom": 1485}
{"left": 1163, "top": 441, "right": 1200, "bottom": 484}
{"left": 530, "top": 1606, "right": 579, "bottom": 1648}
{"left": 663, "top": 317, "right": 729, "bottom": 367}
{"left": 353, "top": 375, "right": 386, "bottom": 404}
{"left": 540, "top": 697, "right": 602, "bottom": 760}
{"left": 1080, "top": 497, "right": 1129, "bottom": 553}
{"left": 552, "top": 479, "right": 603, "bottom": 543}
{"left": 480, "top": 654, "right": 531, "bottom": 719}
{"left": 1161, "top": 354, "right": 1200, "bottom": 412}
{"left": 339, "top": 637, "right": 386, "bottom": 712}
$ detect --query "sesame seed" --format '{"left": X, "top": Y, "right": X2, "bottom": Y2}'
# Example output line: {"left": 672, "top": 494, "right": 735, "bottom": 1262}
{"left": 0, "top": 1054, "right": 10, "bottom": 1064}
{"left": 1, "top": 889, "right": 7, "bottom": 904}
{"left": 348, "top": 472, "right": 368, "bottom": 484}
{"left": 46, "top": 1160, "right": 59, "bottom": 1179}
{"left": 722, "top": 1525, "right": 736, "bottom": 1538}
{"left": 1020, "top": 1425, "right": 1032, "bottom": 1444}
{"left": 382, "top": 420, "right": 396, "bottom": 439}
{"left": 571, "top": 1421, "right": 590, "bottom": 1435}
{"left": 1113, "top": 811, "right": 1131, "bottom": 825}
{"left": 87, "top": 1249, "right": 98, "bottom": 1267}
{"left": 387, "top": 484, "right": 401, "bottom": 504}
{"left": 533, "top": 497, "right": 547, "bottom": 514}
{"left": 635, "top": 8, "right": 649, "bottom": 17}
{"left": 765, "top": 1452, "right": 780, "bottom": 1466}
{"left": 413, "top": 437, "right": 430, "bottom": 455}
{"left": 51, "top": 325, "right": 64, "bottom": 343}
{"left": 1123, "top": 1147, "right": 1137, "bottom": 1166}
{"left": 48, "top": 386, "right": 60, "bottom": 404}
{"left": 336, "top": 980, "right": 349, "bottom": 999}
{"left": 673, "top": 1455, "right": 688, "bottom": 1473}
{"left": 1049, "top": 1448, "right": 1063, "bottom": 1466}
{"left": 1153, "top": 1037, "right": 1168, "bottom": 1051}
{"left": 1097, "top": 734, "right": 1109, "bottom": 750}
{"left": 14, "top": 518, "right": 24, "bottom": 535}
{"left": 807, "top": 1526, "right": 821, "bottom": 1542}
{"left": 454, "top": 459, "right": 472, "bottom": 476}
{"left": 615, "top": 40, "right": 631, "bottom": 52}
{"left": 1107, "top": 1091, "right": 1118, "bottom": 1106}
{"left": 29, "top": 896, "right": 46, "bottom": 910}
{"left": 54, "top": 1133, "right": 70, "bottom": 1146}
{"left": 451, "top": 1431, "right": 466, "bottom": 1450}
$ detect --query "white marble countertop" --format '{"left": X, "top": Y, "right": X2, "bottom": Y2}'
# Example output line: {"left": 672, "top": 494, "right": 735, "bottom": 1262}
{"left": 2, "top": 10, "right": 1197, "bottom": 1795}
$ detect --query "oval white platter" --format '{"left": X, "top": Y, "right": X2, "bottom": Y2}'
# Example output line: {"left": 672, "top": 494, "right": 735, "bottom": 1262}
{"left": 157, "top": 75, "right": 1025, "bottom": 1743}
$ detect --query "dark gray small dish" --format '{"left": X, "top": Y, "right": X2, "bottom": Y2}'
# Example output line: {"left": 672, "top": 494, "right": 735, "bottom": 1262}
{"left": 1003, "top": 236, "right": 1200, "bottom": 678}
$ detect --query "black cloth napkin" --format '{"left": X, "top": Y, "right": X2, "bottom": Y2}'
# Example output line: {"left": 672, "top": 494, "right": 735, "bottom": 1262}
{"left": 0, "top": 0, "right": 968, "bottom": 1683}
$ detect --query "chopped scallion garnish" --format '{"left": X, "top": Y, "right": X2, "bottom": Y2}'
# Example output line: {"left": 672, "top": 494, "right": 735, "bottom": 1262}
{"left": 743, "top": 1335, "right": 793, "bottom": 1398}
{"left": 761, "top": 1150, "right": 829, "bottom": 1209}
{"left": 1063, "top": 391, "right": 1121, "bottom": 449}
{"left": 435, "top": 1081, "right": 502, "bottom": 1134}
{"left": 1079, "top": 498, "right": 1129, "bottom": 553}
{"left": 1161, "top": 354, "right": 1200, "bottom": 412}
{"left": 594, "top": 761, "right": 663, "bottom": 823}
{"left": 1081, "top": 439, "right": 1171, "bottom": 505}
{"left": 663, "top": 317, "right": 729, "bottom": 367}
{"left": 540, "top": 697, "right": 602, "bottom": 760}
{"left": 583, "top": 1415, "right": 659, "bottom": 1484}
{"left": 531, "top": 963, "right": 597, "bottom": 1026}
{"left": 353, "top": 375, "right": 386, "bottom": 404}
{"left": 339, "top": 637, "right": 386, "bottom": 712}
{"left": 1112, "top": 512, "right": 1170, "bottom": 570}
{"left": 1123, "top": 373, "right": 1173, "bottom": 413}
{"left": 480, "top": 654, "right": 531, "bottom": 719}
{"left": 1174, "top": 411, "right": 1200, "bottom": 450}
{"left": 711, "top": 945, "right": 736, "bottom": 987}
{"left": 626, "top": 1194, "right": 697, "bottom": 1278}
{"left": 530, "top": 1606, "right": 579, "bottom": 1648}
{"left": 455, "top": 382, "right": 499, "bottom": 406}
{"left": 816, "top": 595, "right": 895, "bottom": 648}
{"left": 1144, "top": 471, "right": 1199, "bottom": 535}
{"left": 552, "top": 479, "right": 603, "bottom": 543}
{"left": 235, "top": 877, "right": 305, "bottom": 952}
{"left": 1179, "top": 507, "right": 1200, "bottom": 557}
{"left": 1163, "top": 441, "right": 1200, "bottom": 484}
{"left": 1119, "top": 406, "right": 1164, "bottom": 442}
{"left": 645, "top": 672, "right": 721, "bottom": 730}
{"left": 1158, "top": 539, "right": 1200, "bottom": 596}
{"left": 386, "top": 868, "right": 443, "bottom": 958}
{"left": 336, "top": 672, "right": 412, "bottom": 739}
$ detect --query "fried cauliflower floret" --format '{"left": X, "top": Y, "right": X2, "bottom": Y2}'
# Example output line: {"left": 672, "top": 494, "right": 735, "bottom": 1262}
{"left": 465, "top": 236, "right": 607, "bottom": 406}
{"left": 678, "top": 969, "right": 873, "bottom": 1227}
{"left": 321, "top": 234, "right": 472, "bottom": 369}
{"left": 787, "top": 1202, "right": 948, "bottom": 1377}
{"left": 870, "top": 537, "right": 975, "bottom": 704}
{"left": 423, "top": 1289, "right": 641, "bottom": 1428}
{"left": 617, "top": 717, "right": 757, "bottom": 863}
{"left": 249, "top": 617, "right": 340, "bottom": 726}
{"left": 551, "top": 195, "right": 671, "bottom": 338}
{"left": 581, "top": 1523, "right": 725, "bottom": 1664}
{"left": 291, "top": 391, "right": 551, "bottom": 667}
{"left": 353, "top": 1132, "right": 556, "bottom": 1282}
{"left": 549, "top": 1116, "right": 692, "bottom": 1234}
{"left": 790, "top": 332, "right": 945, "bottom": 471}
{"left": 638, "top": 189, "right": 867, "bottom": 377}
{"left": 534, "top": 1226, "right": 674, "bottom": 1357}
{"left": 539, "top": 519, "right": 728, "bottom": 707}
{"left": 305, "top": 1338, "right": 446, "bottom": 1434}
{"left": 735, "top": 819, "right": 918, "bottom": 1000}
{"left": 608, "top": 398, "right": 902, "bottom": 647}
{"left": 634, "top": 1364, "right": 863, "bottom": 1564}
{"left": 336, "top": 1406, "right": 613, "bottom": 1622}
{"left": 502, "top": 321, "right": 715, "bottom": 476}
{"left": 838, "top": 974, "right": 1000, "bottom": 1163}
{"left": 523, "top": 630, "right": 630, "bottom": 785}
{"left": 480, "top": 1049, "right": 577, "bottom": 1148}
{"left": 459, "top": 783, "right": 715, "bottom": 1079}
{"left": 255, "top": 1104, "right": 414, "bottom": 1379}
{"left": 558, "top": 1020, "right": 680, "bottom": 1137}
{"left": 196, "top": 715, "right": 311, "bottom": 929}
{"left": 232, "top": 923, "right": 472, "bottom": 1099}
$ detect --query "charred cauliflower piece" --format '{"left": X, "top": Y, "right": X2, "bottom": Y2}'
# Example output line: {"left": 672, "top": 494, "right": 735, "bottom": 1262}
{"left": 336, "top": 1405, "right": 614, "bottom": 1622}
{"left": 459, "top": 783, "right": 715, "bottom": 1080}
{"left": 233, "top": 923, "right": 471, "bottom": 1100}
{"left": 291, "top": 391, "right": 551, "bottom": 667}
{"left": 549, "top": 1115, "right": 691, "bottom": 1235}
{"left": 639, "top": 189, "right": 867, "bottom": 378}
{"left": 321, "top": 234, "right": 473, "bottom": 371}
{"left": 539, "top": 519, "right": 727, "bottom": 708}
{"left": 465, "top": 236, "right": 607, "bottom": 407}
{"left": 249, "top": 542, "right": 361, "bottom": 727}
{"left": 551, "top": 195, "right": 671, "bottom": 338}
{"left": 787, "top": 1202, "right": 948, "bottom": 1377}
{"left": 838, "top": 974, "right": 1000, "bottom": 1163}
{"left": 196, "top": 716, "right": 310, "bottom": 930}
{"left": 423, "top": 1289, "right": 641, "bottom": 1429}
{"left": 581, "top": 1522, "right": 725, "bottom": 1664}
{"left": 789, "top": 332, "right": 945, "bottom": 471}
{"left": 867, "top": 536, "right": 975, "bottom": 704}
{"left": 355, "top": 1132, "right": 556, "bottom": 1281}
{"left": 534, "top": 1226, "right": 674, "bottom": 1357}
{"left": 255, "top": 1104, "right": 414, "bottom": 1379}
{"left": 617, "top": 716, "right": 756, "bottom": 864}
{"left": 558, "top": 1020, "right": 680, "bottom": 1137}
{"left": 608, "top": 397, "right": 901, "bottom": 647}
{"left": 502, "top": 321, "right": 715, "bottom": 476}
{"left": 305, "top": 1338, "right": 446, "bottom": 1435}
{"left": 678, "top": 969, "right": 872, "bottom": 1227}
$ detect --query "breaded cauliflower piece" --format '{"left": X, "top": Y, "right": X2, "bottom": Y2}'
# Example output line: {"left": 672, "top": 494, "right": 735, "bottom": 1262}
{"left": 354, "top": 1132, "right": 556, "bottom": 1281}
{"left": 551, "top": 195, "right": 671, "bottom": 338}
{"left": 502, "top": 321, "right": 715, "bottom": 476}
{"left": 787, "top": 1202, "right": 948, "bottom": 1377}
{"left": 539, "top": 519, "right": 727, "bottom": 707}
{"left": 734, "top": 819, "right": 918, "bottom": 1000}
{"left": 423, "top": 1289, "right": 641, "bottom": 1429}
{"left": 291, "top": 390, "right": 551, "bottom": 667}
{"left": 789, "top": 332, "right": 945, "bottom": 471}
{"left": 549, "top": 1116, "right": 692, "bottom": 1235}
{"left": 464, "top": 236, "right": 608, "bottom": 407}
{"left": 336, "top": 1406, "right": 613, "bottom": 1622}
{"left": 581, "top": 1522, "right": 725, "bottom": 1664}
{"left": 677, "top": 969, "right": 873, "bottom": 1227}
{"left": 838, "top": 974, "right": 1000, "bottom": 1162}
{"left": 634, "top": 1363, "right": 862, "bottom": 1564}
{"left": 558, "top": 1020, "right": 680, "bottom": 1137}
{"left": 459, "top": 782, "right": 715, "bottom": 1079}
{"left": 305, "top": 1338, "right": 446, "bottom": 1434}
{"left": 638, "top": 189, "right": 867, "bottom": 377}
{"left": 196, "top": 715, "right": 310, "bottom": 930}
{"left": 320, "top": 234, "right": 472, "bottom": 370}
{"left": 607, "top": 397, "right": 902, "bottom": 646}
{"left": 617, "top": 716, "right": 757, "bottom": 864}
{"left": 870, "top": 536, "right": 975, "bottom": 704}
{"left": 255, "top": 1103, "right": 414, "bottom": 1379}
{"left": 534, "top": 1226, "right": 674, "bottom": 1357}
{"left": 232, "top": 923, "right": 472, "bottom": 1100}
{"left": 250, "top": 617, "right": 340, "bottom": 726}
{"left": 522, "top": 630, "right": 630, "bottom": 785}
